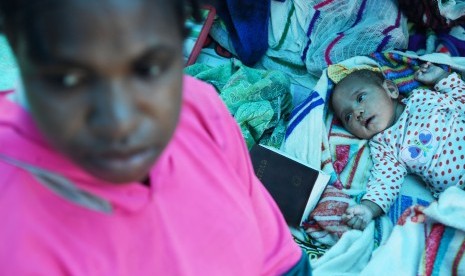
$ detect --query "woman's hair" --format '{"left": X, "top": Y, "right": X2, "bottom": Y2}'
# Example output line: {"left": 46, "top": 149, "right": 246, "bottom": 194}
{"left": 0, "top": 0, "right": 203, "bottom": 38}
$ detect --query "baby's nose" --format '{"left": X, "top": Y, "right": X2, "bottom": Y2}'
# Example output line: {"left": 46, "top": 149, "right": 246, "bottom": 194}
{"left": 355, "top": 109, "right": 364, "bottom": 121}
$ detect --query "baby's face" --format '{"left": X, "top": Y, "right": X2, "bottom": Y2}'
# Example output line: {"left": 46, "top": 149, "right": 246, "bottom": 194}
{"left": 14, "top": 0, "right": 184, "bottom": 183}
{"left": 331, "top": 76, "right": 400, "bottom": 139}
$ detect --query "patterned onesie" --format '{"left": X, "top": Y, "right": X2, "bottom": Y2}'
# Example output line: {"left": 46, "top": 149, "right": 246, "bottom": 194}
{"left": 364, "top": 73, "right": 465, "bottom": 213}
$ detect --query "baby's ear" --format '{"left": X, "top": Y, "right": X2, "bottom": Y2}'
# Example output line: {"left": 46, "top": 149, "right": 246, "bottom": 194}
{"left": 383, "top": 80, "right": 399, "bottom": 99}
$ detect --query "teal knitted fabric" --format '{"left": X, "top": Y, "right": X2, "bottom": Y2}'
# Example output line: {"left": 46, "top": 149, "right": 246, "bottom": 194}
{"left": 0, "top": 35, "right": 18, "bottom": 91}
{"left": 185, "top": 58, "right": 292, "bottom": 149}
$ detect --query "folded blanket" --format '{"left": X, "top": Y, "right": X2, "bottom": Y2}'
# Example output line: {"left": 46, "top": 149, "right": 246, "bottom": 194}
{"left": 281, "top": 73, "right": 326, "bottom": 169}
{"left": 261, "top": 0, "right": 409, "bottom": 87}
{"left": 185, "top": 59, "right": 292, "bottom": 149}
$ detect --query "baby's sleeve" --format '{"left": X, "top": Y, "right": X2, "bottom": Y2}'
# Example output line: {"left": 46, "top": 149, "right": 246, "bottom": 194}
{"left": 362, "top": 138, "right": 407, "bottom": 214}
{"left": 434, "top": 73, "right": 465, "bottom": 104}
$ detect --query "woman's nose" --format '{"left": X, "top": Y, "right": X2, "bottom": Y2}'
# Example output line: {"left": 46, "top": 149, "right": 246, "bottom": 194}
{"left": 88, "top": 79, "right": 138, "bottom": 140}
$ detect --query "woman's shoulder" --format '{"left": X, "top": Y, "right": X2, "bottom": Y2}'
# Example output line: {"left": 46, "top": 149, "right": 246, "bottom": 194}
{"left": 181, "top": 75, "right": 233, "bottom": 134}
{"left": 174, "top": 75, "right": 241, "bottom": 152}
{"left": 182, "top": 75, "right": 225, "bottom": 116}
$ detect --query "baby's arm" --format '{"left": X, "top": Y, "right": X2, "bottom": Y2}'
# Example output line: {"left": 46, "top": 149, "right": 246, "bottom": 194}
{"left": 414, "top": 62, "right": 450, "bottom": 85}
{"left": 433, "top": 69, "right": 465, "bottom": 104}
{"left": 342, "top": 200, "right": 383, "bottom": 230}
{"left": 343, "top": 139, "right": 408, "bottom": 230}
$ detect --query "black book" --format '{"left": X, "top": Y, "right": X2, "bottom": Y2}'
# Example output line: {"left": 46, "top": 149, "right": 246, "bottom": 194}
{"left": 249, "top": 144, "right": 329, "bottom": 228}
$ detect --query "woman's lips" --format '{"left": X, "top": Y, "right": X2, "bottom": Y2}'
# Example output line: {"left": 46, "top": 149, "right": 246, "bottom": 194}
{"left": 92, "top": 147, "right": 156, "bottom": 172}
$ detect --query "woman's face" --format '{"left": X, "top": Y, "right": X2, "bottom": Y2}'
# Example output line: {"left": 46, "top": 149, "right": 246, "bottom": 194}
{"left": 13, "top": 0, "right": 184, "bottom": 183}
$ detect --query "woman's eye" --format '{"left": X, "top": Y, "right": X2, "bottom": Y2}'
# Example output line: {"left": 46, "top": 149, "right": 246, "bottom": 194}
{"left": 45, "top": 72, "right": 87, "bottom": 88}
{"left": 134, "top": 64, "right": 162, "bottom": 78}
{"left": 357, "top": 94, "right": 366, "bottom": 103}
{"left": 63, "top": 74, "right": 81, "bottom": 87}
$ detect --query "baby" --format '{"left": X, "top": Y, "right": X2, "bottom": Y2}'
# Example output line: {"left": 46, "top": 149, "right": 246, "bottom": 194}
{"left": 329, "top": 62, "right": 465, "bottom": 230}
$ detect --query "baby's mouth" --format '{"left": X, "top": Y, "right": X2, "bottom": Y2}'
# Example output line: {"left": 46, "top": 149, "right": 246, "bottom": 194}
{"left": 364, "top": 116, "right": 374, "bottom": 128}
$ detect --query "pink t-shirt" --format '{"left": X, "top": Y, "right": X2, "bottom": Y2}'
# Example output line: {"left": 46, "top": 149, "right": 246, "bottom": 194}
{"left": 0, "top": 76, "right": 302, "bottom": 275}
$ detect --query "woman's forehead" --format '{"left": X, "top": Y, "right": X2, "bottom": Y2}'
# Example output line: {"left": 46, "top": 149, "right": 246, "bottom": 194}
{"left": 27, "top": 0, "right": 176, "bottom": 27}
{"left": 19, "top": 0, "right": 179, "bottom": 37}
{"left": 20, "top": 0, "right": 182, "bottom": 65}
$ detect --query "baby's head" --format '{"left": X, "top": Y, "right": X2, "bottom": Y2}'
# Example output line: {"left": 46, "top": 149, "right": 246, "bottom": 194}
{"left": 330, "top": 68, "right": 403, "bottom": 139}
{"left": 1, "top": 0, "right": 200, "bottom": 183}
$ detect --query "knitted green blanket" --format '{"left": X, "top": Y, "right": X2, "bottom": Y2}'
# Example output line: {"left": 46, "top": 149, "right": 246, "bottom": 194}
{"left": 185, "top": 59, "right": 293, "bottom": 149}
{"left": 0, "top": 35, "right": 18, "bottom": 91}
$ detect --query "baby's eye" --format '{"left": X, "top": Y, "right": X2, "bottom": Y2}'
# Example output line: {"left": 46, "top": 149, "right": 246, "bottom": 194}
{"left": 344, "top": 113, "right": 352, "bottom": 122}
{"left": 357, "top": 93, "right": 366, "bottom": 103}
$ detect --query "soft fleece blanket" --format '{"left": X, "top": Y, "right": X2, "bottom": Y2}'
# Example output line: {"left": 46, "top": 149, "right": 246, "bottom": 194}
{"left": 362, "top": 186, "right": 465, "bottom": 275}
{"left": 311, "top": 185, "right": 465, "bottom": 275}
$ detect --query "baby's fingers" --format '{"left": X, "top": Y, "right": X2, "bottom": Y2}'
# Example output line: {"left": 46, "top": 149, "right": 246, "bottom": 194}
{"left": 341, "top": 212, "right": 353, "bottom": 222}
{"left": 342, "top": 206, "right": 357, "bottom": 221}
{"left": 420, "top": 61, "right": 432, "bottom": 70}
{"left": 414, "top": 68, "right": 428, "bottom": 81}
{"left": 348, "top": 216, "right": 368, "bottom": 230}
{"left": 416, "top": 62, "right": 431, "bottom": 76}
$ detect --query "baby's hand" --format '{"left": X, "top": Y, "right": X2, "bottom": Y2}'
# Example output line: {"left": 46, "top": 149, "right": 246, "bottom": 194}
{"left": 341, "top": 204, "right": 374, "bottom": 230}
{"left": 414, "top": 62, "right": 449, "bottom": 85}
